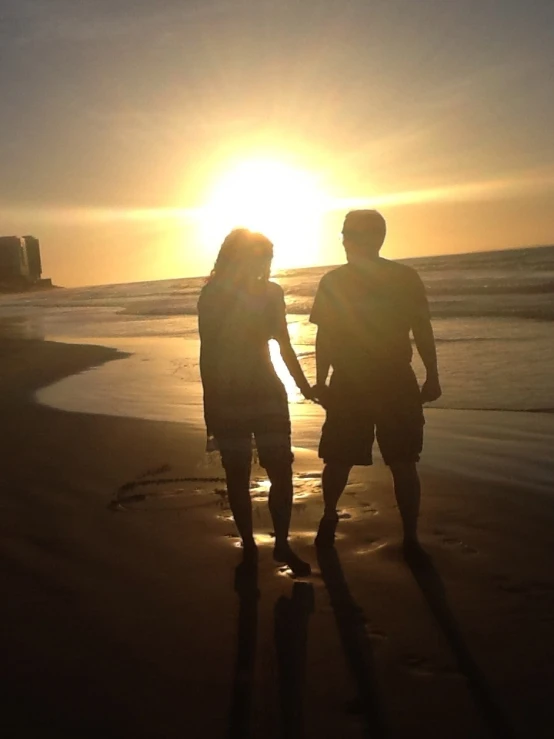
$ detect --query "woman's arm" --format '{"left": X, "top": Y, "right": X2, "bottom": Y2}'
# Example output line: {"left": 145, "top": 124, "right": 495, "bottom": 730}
{"left": 273, "top": 316, "right": 313, "bottom": 400}
{"left": 199, "top": 343, "right": 219, "bottom": 435}
{"left": 198, "top": 297, "right": 221, "bottom": 436}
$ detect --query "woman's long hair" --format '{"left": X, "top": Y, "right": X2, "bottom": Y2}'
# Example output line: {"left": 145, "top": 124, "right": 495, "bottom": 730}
{"left": 208, "top": 228, "right": 273, "bottom": 285}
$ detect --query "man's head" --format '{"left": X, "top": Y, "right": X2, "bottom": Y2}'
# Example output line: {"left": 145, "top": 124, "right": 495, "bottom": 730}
{"left": 342, "top": 210, "right": 387, "bottom": 262}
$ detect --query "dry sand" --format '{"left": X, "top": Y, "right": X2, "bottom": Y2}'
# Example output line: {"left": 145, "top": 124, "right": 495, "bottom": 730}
{"left": 1, "top": 338, "right": 553, "bottom": 738}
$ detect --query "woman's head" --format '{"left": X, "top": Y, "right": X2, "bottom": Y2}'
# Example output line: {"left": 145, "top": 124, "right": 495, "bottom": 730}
{"left": 210, "top": 228, "right": 274, "bottom": 284}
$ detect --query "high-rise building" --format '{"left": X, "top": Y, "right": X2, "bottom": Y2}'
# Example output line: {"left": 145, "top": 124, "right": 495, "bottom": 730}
{"left": 0, "top": 235, "right": 50, "bottom": 289}
{"left": 0, "top": 236, "right": 28, "bottom": 280}
{"left": 23, "top": 236, "right": 42, "bottom": 280}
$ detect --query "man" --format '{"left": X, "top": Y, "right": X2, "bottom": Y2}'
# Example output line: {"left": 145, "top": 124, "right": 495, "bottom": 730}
{"left": 310, "top": 210, "right": 441, "bottom": 554}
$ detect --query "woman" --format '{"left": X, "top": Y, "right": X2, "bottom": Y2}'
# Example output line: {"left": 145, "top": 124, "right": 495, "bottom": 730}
{"left": 198, "top": 229, "right": 313, "bottom": 576}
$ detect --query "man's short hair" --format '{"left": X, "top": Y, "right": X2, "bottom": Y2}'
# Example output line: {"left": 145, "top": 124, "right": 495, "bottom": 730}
{"left": 343, "top": 209, "right": 386, "bottom": 236}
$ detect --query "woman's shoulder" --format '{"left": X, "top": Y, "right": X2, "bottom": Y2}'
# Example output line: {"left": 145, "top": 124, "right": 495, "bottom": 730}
{"left": 197, "top": 280, "right": 211, "bottom": 307}
{"left": 266, "top": 280, "right": 285, "bottom": 301}
{"left": 198, "top": 280, "right": 228, "bottom": 315}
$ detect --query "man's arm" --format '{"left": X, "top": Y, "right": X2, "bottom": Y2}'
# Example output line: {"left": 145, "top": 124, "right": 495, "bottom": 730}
{"left": 411, "top": 275, "right": 441, "bottom": 403}
{"left": 314, "top": 325, "right": 332, "bottom": 400}
{"left": 309, "top": 276, "right": 334, "bottom": 405}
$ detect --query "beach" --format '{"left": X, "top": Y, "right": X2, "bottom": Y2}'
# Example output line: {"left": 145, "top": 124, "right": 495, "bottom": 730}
{"left": 3, "top": 0, "right": 554, "bottom": 733}
{"left": 2, "top": 336, "right": 554, "bottom": 738}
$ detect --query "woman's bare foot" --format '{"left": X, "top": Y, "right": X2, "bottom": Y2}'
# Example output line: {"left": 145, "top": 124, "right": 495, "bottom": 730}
{"left": 273, "top": 542, "right": 311, "bottom": 577}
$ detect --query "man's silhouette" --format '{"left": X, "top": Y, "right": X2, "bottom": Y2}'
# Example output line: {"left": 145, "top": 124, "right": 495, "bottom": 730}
{"left": 310, "top": 210, "right": 441, "bottom": 553}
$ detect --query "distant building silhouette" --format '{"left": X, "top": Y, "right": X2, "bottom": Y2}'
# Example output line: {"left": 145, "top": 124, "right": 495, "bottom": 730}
{"left": 0, "top": 235, "right": 51, "bottom": 290}
{"left": 23, "top": 235, "right": 42, "bottom": 280}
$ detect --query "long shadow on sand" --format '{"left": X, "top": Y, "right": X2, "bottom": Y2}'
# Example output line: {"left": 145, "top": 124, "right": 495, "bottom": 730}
{"left": 274, "top": 581, "right": 315, "bottom": 738}
{"left": 228, "top": 560, "right": 259, "bottom": 739}
{"left": 228, "top": 564, "right": 314, "bottom": 739}
{"left": 406, "top": 547, "right": 516, "bottom": 739}
{"left": 317, "top": 548, "right": 388, "bottom": 739}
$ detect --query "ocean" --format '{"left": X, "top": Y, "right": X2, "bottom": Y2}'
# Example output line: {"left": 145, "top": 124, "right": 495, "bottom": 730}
{"left": 1, "top": 244, "right": 553, "bottom": 492}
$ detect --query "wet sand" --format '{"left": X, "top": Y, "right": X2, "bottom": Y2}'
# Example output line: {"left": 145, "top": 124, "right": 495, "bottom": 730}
{"left": 2, "top": 338, "right": 554, "bottom": 738}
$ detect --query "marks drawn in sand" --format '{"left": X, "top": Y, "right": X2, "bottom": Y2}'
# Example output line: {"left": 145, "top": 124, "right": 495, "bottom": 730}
{"left": 109, "top": 472, "right": 227, "bottom": 510}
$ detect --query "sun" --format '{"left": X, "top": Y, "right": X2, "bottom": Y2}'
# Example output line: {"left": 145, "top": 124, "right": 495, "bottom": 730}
{"left": 196, "top": 157, "right": 329, "bottom": 269}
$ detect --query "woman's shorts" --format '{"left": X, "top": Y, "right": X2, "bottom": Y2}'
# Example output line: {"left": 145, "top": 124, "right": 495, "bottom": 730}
{"left": 214, "top": 390, "right": 293, "bottom": 469}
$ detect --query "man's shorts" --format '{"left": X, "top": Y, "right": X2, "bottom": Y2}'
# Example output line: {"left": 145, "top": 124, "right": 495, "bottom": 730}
{"left": 319, "top": 366, "right": 424, "bottom": 466}
{"left": 213, "top": 389, "right": 293, "bottom": 470}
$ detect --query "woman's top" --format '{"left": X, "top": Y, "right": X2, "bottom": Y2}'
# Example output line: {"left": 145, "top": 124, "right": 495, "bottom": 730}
{"left": 198, "top": 279, "right": 288, "bottom": 434}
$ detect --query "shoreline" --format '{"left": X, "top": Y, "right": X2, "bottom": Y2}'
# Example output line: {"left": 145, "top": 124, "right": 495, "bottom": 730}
{"left": 2, "top": 336, "right": 554, "bottom": 737}
{"left": 30, "top": 333, "right": 554, "bottom": 496}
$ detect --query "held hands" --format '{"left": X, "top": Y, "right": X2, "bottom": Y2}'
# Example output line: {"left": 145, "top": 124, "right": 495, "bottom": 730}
{"left": 299, "top": 382, "right": 327, "bottom": 406}
{"left": 309, "top": 382, "right": 330, "bottom": 408}
{"left": 301, "top": 385, "right": 321, "bottom": 404}
{"left": 420, "top": 375, "right": 442, "bottom": 404}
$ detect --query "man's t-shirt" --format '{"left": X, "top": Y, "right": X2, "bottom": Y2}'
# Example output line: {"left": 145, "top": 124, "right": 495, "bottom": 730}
{"left": 310, "top": 260, "right": 429, "bottom": 379}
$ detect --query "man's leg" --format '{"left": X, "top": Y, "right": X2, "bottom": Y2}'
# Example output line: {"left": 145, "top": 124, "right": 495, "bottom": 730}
{"left": 389, "top": 461, "right": 421, "bottom": 545}
{"left": 315, "top": 462, "right": 352, "bottom": 547}
{"left": 264, "top": 457, "right": 311, "bottom": 576}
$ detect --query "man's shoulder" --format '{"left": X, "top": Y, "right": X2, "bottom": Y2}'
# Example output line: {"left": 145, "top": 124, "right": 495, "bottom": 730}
{"left": 381, "top": 259, "right": 422, "bottom": 286}
{"left": 317, "top": 265, "right": 350, "bottom": 289}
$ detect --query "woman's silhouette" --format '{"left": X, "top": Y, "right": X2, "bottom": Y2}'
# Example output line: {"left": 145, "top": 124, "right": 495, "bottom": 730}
{"left": 198, "top": 229, "right": 313, "bottom": 576}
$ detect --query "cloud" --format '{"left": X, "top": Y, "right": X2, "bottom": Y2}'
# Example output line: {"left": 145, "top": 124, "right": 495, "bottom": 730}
{"left": 331, "top": 167, "right": 554, "bottom": 211}
{"left": 0, "top": 204, "right": 201, "bottom": 226}
{"left": 0, "top": 0, "right": 233, "bottom": 45}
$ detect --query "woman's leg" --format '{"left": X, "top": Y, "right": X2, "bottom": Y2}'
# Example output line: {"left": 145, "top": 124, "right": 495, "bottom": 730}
{"left": 223, "top": 454, "right": 255, "bottom": 550}
{"left": 265, "top": 457, "right": 294, "bottom": 546}
{"left": 264, "top": 456, "right": 311, "bottom": 576}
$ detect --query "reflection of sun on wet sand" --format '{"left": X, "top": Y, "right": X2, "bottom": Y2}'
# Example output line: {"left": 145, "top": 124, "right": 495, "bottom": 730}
{"left": 2, "top": 338, "right": 554, "bottom": 737}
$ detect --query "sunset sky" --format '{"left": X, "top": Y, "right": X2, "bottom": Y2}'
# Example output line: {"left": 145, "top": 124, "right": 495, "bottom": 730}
{"left": 1, "top": 0, "right": 554, "bottom": 286}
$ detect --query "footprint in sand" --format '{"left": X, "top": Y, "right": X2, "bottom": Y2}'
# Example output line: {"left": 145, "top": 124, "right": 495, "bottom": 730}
{"left": 402, "top": 655, "right": 459, "bottom": 679}
{"left": 356, "top": 538, "right": 387, "bottom": 555}
{"left": 402, "top": 655, "right": 436, "bottom": 678}
{"left": 528, "top": 580, "right": 554, "bottom": 593}
{"left": 496, "top": 580, "right": 554, "bottom": 596}
{"left": 337, "top": 511, "right": 352, "bottom": 520}
{"left": 437, "top": 533, "right": 478, "bottom": 556}
{"left": 499, "top": 582, "right": 529, "bottom": 594}
{"left": 214, "top": 487, "right": 228, "bottom": 503}
{"left": 364, "top": 625, "right": 388, "bottom": 643}
{"left": 137, "top": 463, "right": 171, "bottom": 479}
{"left": 361, "top": 503, "right": 379, "bottom": 516}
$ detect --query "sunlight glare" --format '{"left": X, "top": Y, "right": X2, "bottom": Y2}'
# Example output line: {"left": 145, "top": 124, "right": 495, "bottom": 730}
{"left": 197, "top": 158, "right": 328, "bottom": 269}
